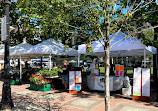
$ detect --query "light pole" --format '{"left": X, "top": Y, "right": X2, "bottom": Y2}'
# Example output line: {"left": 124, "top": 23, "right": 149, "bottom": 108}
{"left": 0, "top": 0, "right": 14, "bottom": 109}
{"left": 153, "top": 26, "right": 158, "bottom": 102}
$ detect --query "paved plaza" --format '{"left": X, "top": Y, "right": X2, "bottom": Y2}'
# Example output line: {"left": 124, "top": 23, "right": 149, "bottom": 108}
{"left": 0, "top": 81, "right": 158, "bottom": 111}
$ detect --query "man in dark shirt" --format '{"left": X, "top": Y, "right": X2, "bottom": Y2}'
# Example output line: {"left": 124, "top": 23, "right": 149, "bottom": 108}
{"left": 62, "top": 60, "right": 70, "bottom": 91}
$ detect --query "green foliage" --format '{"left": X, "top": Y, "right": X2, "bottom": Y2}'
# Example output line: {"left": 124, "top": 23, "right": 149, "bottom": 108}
{"left": 64, "top": 45, "right": 69, "bottom": 51}
{"left": 16, "top": 0, "right": 82, "bottom": 45}
{"left": 0, "top": 1, "right": 5, "bottom": 17}
{"left": 37, "top": 68, "right": 62, "bottom": 77}
{"left": 86, "top": 44, "right": 93, "bottom": 53}
{"left": 138, "top": 30, "right": 154, "bottom": 46}
{"left": 126, "top": 1, "right": 158, "bottom": 47}
{"left": 0, "top": 1, "right": 42, "bottom": 46}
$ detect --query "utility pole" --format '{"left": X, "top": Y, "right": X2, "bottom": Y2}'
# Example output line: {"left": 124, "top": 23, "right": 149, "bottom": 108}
{"left": 154, "top": 26, "right": 158, "bottom": 102}
{"left": 152, "top": 22, "right": 158, "bottom": 102}
{"left": 0, "top": 0, "right": 14, "bottom": 109}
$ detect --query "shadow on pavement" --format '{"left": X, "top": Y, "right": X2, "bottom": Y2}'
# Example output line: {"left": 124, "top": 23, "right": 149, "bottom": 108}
{"left": 11, "top": 92, "right": 65, "bottom": 111}
{"left": 144, "top": 102, "right": 158, "bottom": 108}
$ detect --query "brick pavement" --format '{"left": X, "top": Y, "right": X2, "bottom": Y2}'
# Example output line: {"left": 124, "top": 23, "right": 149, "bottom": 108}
{"left": 0, "top": 81, "right": 158, "bottom": 111}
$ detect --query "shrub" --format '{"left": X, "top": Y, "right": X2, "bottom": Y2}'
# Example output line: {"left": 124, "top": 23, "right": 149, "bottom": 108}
{"left": 37, "top": 68, "right": 63, "bottom": 77}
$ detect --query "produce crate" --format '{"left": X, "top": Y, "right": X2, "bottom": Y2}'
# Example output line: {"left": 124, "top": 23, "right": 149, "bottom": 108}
{"left": 10, "top": 80, "right": 20, "bottom": 85}
{"left": 30, "top": 84, "right": 51, "bottom": 92}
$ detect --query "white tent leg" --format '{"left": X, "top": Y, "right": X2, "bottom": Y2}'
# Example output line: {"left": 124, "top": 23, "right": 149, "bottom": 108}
{"left": 78, "top": 54, "right": 80, "bottom": 67}
{"left": 144, "top": 45, "right": 146, "bottom": 68}
{"left": 49, "top": 54, "right": 52, "bottom": 71}
{"left": 20, "top": 55, "right": 22, "bottom": 80}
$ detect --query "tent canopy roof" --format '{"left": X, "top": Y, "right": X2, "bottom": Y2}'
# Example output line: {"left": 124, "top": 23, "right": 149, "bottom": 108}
{"left": 20, "top": 38, "right": 78, "bottom": 56}
{"left": 78, "top": 31, "right": 157, "bottom": 57}
{"left": 0, "top": 42, "right": 33, "bottom": 56}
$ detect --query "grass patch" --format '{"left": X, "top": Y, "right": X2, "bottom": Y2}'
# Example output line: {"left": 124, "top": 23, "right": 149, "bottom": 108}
{"left": 83, "top": 67, "right": 104, "bottom": 73}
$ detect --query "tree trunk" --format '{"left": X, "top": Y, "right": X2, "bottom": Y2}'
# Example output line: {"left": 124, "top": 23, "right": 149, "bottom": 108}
{"left": 0, "top": 0, "right": 14, "bottom": 110}
{"left": 104, "top": 0, "right": 110, "bottom": 110}
{"left": 104, "top": 45, "right": 110, "bottom": 111}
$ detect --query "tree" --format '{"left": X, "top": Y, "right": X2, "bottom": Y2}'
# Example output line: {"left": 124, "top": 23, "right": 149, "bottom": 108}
{"left": 16, "top": 0, "right": 85, "bottom": 47}
{"left": 67, "top": 1, "right": 155, "bottom": 110}
{"left": 127, "top": 1, "right": 158, "bottom": 99}
{"left": 127, "top": 0, "right": 158, "bottom": 47}
{"left": 16, "top": 0, "right": 155, "bottom": 111}
{"left": 1, "top": 0, "right": 43, "bottom": 46}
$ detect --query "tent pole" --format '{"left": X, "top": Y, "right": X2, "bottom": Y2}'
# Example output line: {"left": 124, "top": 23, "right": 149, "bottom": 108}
{"left": 144, "top": 45, "right": 146, "bottom": 68}
{"left": 52, "top": 55, "right": 53, "bottom": 68}
{"left": 40, "top": 56, "right": 43, "bottom": 69}
{"left": 49, "top": 54, "right": 51, "bottom": 71}
{"left": 78, "top": 54, "right": 80, "bottom": 67}
{"left": 20, "top": 55, "right": 22, "bottom": 80}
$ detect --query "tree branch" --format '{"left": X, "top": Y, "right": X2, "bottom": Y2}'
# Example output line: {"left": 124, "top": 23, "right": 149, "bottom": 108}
{"left": 130, "top": 0, "right": 136, "bottom": 12}
{"left": 135, "top": 25, "right": 158, "bottom": 34}
{"left": 132, "top": 0, "right": 154, "bottom": 14}
{"left": 110, "top": 37, "right": 137, "bottom": 48}
{"left": 60, "top": 21, "right": 88, "bottom": 34}
{"left": 109, "top": 28, "right": 121, "bottom": 43}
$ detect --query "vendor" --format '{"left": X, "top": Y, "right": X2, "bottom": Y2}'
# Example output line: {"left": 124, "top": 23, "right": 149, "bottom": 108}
{"left": 25, "top": 61, "right": 29, "bottom": 68}
{"left": 110, "top": 60, "right": 115, "bottom": 75}
{"left": 86, "top": 64, "right": 91, "bottom": 75}
{"left": 62, "top": 60, "right": 70, "bottom": 91}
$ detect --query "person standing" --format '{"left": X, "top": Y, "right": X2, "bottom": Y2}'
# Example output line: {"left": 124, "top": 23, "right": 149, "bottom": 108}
{"left": 86, "top": 64, "right": 91, "bottom": 75}
{"left": 62, "top": 60, "right": 69, "bottom": 91}
{"left": 25, "top": 61, "right": 29, "bottom": 68}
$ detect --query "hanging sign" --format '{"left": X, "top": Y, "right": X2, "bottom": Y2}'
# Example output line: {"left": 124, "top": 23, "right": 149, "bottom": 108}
{"left": 1, "top": 16, "right": 7, "bottom": 41}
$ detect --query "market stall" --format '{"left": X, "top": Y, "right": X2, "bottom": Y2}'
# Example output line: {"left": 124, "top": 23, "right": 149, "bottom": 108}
{"left": 20, "top": 38, "right": 78, "bottom": 71}
{"left": 19, "top": 38, "right": 78, "bottom": 89}
{"left": 0, "top": 42, "right": 33, "bottom": 81}
{"left": 78, "top": 31, "right": 157, "bottom": 93}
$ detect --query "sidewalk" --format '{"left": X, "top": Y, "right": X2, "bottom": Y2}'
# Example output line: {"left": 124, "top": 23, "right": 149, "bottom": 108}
{"left": 0, "top": 81, "right": 158, "bottom": 111}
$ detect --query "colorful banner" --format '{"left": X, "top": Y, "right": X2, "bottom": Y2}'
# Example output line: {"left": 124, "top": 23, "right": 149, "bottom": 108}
{"left": 115, "top": 64, "right": 124, "bottom": 77}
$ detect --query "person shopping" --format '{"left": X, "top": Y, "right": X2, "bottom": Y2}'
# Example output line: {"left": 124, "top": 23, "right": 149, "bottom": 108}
{"left": 62, "top": 60, "right": 70, "bottom": 91}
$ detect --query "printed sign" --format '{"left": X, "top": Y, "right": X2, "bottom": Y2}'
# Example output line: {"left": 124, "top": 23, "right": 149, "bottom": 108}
{"left": 142, "top": 68, "right": 150, "bottom": 97}
{"left": 76, "top": 84, "right": 81, "bottom": 91}
{"left": 76, "top": 71, "right": 82, "bottom": 83}
{"left": 133, "top": 68, "right": 141, "bottom": 96}
{"left": 69, "top": 70, "right": 82, "bottom": 93}
{"left": 69, "top": 71, "right": 75, "bottom": 90}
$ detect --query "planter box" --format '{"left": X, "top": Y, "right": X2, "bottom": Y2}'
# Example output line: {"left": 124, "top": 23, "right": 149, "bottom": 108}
{"left": 10, "top": 80, "right": 20, "bottom": 85}
{"left": 30, "top": 84, "right": 51, "bottom": 92}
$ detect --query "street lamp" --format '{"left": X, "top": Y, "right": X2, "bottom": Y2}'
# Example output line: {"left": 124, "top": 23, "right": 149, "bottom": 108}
{"left": 0, "top": 0, "right": 14, "bottom": 109}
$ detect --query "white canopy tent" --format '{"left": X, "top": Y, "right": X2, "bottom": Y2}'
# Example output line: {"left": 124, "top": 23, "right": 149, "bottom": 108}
{"left": 78, "top": 31, "right": 157, "bottom": 66}
{"left": 0, "top": 42, "right": 33, "bottom": 80}
{"left": 20, "top": 38, "right": 78, "bottom": 70}
{"left": 0, "top": 42, "right": 33, "bottom": 56}
{"left": 20, "top": 38, "right": 78, "bottom": 56}
{"left": 0, "top": 46, "right": 4, "bottom": 51}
